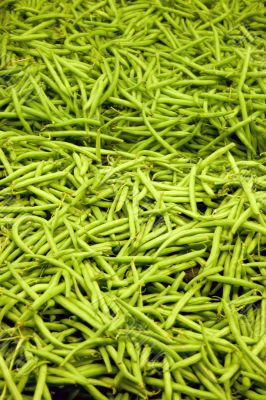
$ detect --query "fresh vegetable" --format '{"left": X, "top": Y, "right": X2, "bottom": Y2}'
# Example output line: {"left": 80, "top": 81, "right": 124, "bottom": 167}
{"left": 0, "top": 0, "right": 265, "bottom": 399}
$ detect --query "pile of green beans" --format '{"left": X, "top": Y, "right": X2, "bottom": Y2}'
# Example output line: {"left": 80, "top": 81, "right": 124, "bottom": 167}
{"left": 0, "top": 0, "right": 265, "bottom": 399}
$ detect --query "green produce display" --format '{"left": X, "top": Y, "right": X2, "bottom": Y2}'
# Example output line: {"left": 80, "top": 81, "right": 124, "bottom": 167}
{"left": 0, "top": 0, "right": 265, "bottom": 399}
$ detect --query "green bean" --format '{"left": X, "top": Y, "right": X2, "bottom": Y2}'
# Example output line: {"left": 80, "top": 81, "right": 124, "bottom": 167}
{"left": 55, "top": 295, "right": 103, "bottom": 330}
{"left": 208, "top": 275, "right": 264, "bottom": 291}
{"left": 12, "top": 171, "right": 67, "bottom": 190}
{"left": 165, "top": 283, "right": 202, "bottom": 329}
{"left": 8, "top": 93, "right": 31, "bottom": 133}
{"left": 123, "top": 331, "right": 181, "bottom": 363}
{"left": 117, "top": 299, "right": 169, "bottom": 338}
{"left": 6, "top": 263, "right": 38, "bottom": 301}
{"left": 145, "top": 377, "right": 218, "bottom": 399}
{"left": 0, "top": 162, "right": 41, "bottom": 186}
{"left": 195, "top": 369, "right": 225, "bottom": 400}
{"left": 142, "top": 248, "right": 206, "bottom": 279}
{"left": 199, "top": 143, "right": 235, "bottom": 170}
{"left": 0, "top": 354, "right": 23, "bottom": 400}
{"left": 107, "top": 345, "right": 140, "bottom": 386}
{"left": 162, "top": 356, "right": 172, "bottom": 400}
{"left": 222, "top": 300, "right": 266, "bottom": 376}
{"left": 33, "top": 364, "right": 47, "bottom": 400}
{"left": 171, "top": 353, "right": 202, "bottom": 372}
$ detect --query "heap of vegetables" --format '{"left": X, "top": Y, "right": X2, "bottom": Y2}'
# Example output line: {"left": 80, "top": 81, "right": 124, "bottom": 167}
{"left": 0, "top": 0, "right": 265, "bottom": 399}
